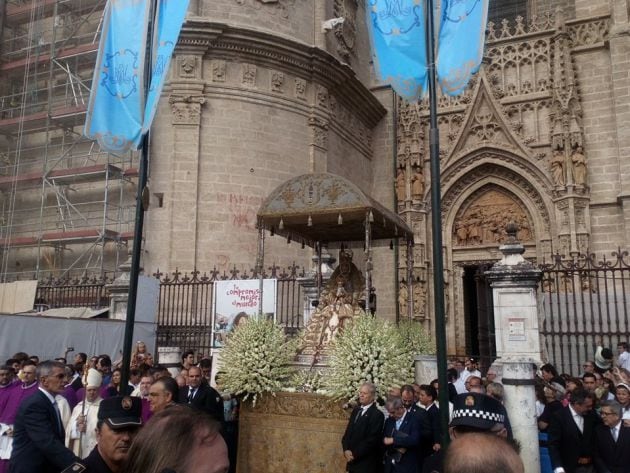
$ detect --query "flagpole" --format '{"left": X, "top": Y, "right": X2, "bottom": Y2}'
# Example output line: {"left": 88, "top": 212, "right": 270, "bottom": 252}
{"left": 119, "top": 0, "right": 157, "bottom": 391}
{"left": 425, "top": 0, "right": 450, "bottom": 449}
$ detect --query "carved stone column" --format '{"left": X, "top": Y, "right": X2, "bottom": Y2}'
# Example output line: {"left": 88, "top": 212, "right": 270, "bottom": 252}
{"left": 166, "top": 50, "right": 206, "bottom": 270}
{"left": 309, "top": 114, "right": 329, "bottom": 173}
{"left": 550, "top": 10, "right": 590, "bottom": 255}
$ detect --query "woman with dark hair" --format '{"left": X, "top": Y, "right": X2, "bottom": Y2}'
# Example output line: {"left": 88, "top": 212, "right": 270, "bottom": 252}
{"left": 540, "top": 363, "right": 565, "bottom": 388}
{"left": 106, "top": 368, "right": 133, "bottom": 397}
{"left": 123, "top": 405, "right": 229, "bottom": 473}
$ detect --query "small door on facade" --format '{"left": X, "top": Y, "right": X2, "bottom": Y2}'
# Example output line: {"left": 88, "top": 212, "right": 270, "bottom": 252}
{"left": 462, "top": 264, "right": 496, "bottom": 373}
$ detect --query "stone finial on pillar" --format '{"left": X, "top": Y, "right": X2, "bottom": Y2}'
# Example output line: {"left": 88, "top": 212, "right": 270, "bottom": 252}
{"left": 485, "top": 223, "right": 542, "bottom": 473}
{"left": 106, "top": 251, "right": 135, "bottom": 320}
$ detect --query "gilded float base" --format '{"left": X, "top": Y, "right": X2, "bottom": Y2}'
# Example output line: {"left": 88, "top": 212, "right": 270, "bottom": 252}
{"left": 236, "top": 392, "right": 350, "bottom": 473}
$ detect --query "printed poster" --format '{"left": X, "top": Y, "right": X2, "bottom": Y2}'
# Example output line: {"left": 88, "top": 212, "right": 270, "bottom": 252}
{"left": 212, "top": 279, "right": 277, "bottom": 348}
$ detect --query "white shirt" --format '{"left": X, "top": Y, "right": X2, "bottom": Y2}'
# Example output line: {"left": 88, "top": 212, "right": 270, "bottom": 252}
{"left": 619, "top": 351, "right": 630, "bottom": 371}
{"left": 569, "top": 404, "right": 584, "bottom": 433}
{"left": 359, "top": 402, "right": 374, "bottom": 416}
{"left": 610, "top": 421, "right": 622, "bottom": 442}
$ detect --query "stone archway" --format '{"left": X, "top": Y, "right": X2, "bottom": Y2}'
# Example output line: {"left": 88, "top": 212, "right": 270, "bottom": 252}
{"left": 449, "top": 185, "right": 536, "bottom": 362}
{"left": 440, "top": 159, "right": 553, "bottom": 358}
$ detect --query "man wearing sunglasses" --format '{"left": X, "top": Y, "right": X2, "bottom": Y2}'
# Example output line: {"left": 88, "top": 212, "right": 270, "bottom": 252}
{"left": 9, "top": 360, "right": 85, "bottom": 473}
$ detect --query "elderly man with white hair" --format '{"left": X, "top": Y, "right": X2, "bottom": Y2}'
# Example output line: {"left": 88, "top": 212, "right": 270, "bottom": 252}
{"left": 66, "top": 369, "right": 103, "bottom": 458}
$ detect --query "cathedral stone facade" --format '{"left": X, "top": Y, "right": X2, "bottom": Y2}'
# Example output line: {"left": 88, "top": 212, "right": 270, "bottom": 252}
{"left": 141, "top": 0, "right": 629, "bottom": 356}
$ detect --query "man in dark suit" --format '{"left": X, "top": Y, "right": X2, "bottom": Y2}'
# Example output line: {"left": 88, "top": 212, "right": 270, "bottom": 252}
{"left": 593, "top": 400, "right": 630, "bottom": 473}
{"left": 342, "top": 382, "right": 385, "bottom": 473}
{"left": 401, "top": 384, "right": 432, "bottom": 470}
{"left": 9, "top": 360, "right": 85, "bottom": 473}
{"left": 548, "top": 388, "right": 600, "bottom": 473}
{"left": 179, "top": 366, "right": 224, "bottom": 423}
{"left": 383, "top": 397, "right": 420, "bottom": 473}
{"left": 418, "top": 384, "right": 441, "bottom": 452}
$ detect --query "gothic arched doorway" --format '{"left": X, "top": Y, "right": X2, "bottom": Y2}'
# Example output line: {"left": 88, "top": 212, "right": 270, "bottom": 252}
{"left": 449, "top": 186, "right": 538, "bottom": 366}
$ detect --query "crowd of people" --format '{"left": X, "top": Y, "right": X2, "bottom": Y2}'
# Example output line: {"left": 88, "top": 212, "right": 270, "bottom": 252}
{"left": 340, "top": 357, "right": 518, "bottom": 473}
{"left": 2, "top": 341, "right": 630, "bottom": 473}
{"left": 0, "top": 344, "right": 234, "bottom": 473}
{"left": 341, "top": 344, "right": 630, "bottom": 473}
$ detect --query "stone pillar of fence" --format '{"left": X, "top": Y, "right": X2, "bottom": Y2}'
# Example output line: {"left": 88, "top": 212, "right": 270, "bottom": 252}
{"left": 485, "top": 224, "right": 542, "bottom": 473}
{"left": 107, "top": 254, "right": 132, "bottom": 320}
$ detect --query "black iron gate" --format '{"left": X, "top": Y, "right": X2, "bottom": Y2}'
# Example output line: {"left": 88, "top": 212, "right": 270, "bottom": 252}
{"left": 539, "top": 250, "right": 630, "bottom": 375}
{"left": 154, "top": 264, "right": 306, "bottom": 357}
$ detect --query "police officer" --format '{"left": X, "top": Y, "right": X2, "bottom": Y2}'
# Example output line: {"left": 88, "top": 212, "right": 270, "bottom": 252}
{"left": 83, "top": 396, "right": 142, "bottom": 473}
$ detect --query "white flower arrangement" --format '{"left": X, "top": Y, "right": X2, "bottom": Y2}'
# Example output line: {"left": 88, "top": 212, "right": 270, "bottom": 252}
{"left": 325, "top": 314, "right": 414, "bottom": 401}
{"left": 397, "top": 319, "right": 436, "bottom": 355}
{"left": 290, "top": 369, "right": 325, "bottom": 393}
{"left": 220, "top": 317, "right": 296, "bottom": 405}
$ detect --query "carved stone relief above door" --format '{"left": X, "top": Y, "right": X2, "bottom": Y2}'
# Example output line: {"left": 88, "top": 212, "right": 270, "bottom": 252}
{"left": 453, "top": 188, "right": 534, "bottom": 247}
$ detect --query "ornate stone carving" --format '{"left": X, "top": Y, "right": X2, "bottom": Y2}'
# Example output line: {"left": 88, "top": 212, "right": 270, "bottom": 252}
{"left": 242, "top": 63, "right": 257, "bottom": 87}
{"left": 411, "top": 164, "right": 424, "bottom": 200}
{"left": 316, "top": 86, "right": 328, "bottom": 109}
{"left": 569, "top": 18, "right": 609, "bottom": 47}
{"left": 178, "top": 55, "right": 199, "bottom": 79}
{"left": 399, "top": 282, "right": 408, "bottom": 317}
{"left": 399, "top": 281, "right": 427, "bottom": 319}
{"left": 571, "top": 146, "right": 586, "bottom": 186}
{"left": 441, "top": 158, "right": 552, "bottom": 234}
{"left": 396, "top": 166, "right": 407, "bottom": 203}
{"left": 550, "top": 149, "right": 566, "bottom": 187}
{"left": 168, "top": 94, "right": 207, "bottom": 125}
{"left": 413, "top": 282, "right": 427, "bottom": 319}
{"left": 294, "top": 78, "right": 307, "bottom": 100}
{"left": 550, "top": 12, "right": 585, "bottom": 156}
{"left": 233, "top": 0, "right": 295, "bottom": 19}
{"left": 452, "top": 189, "right": 535, "bottom": 246}
{"left": 333, "top": 0, "right": 357, "bottom": 61}
{"left": 309, "top": 116, "right": 329, "bottom": 149}
{"left": 270, "top": 70, "right": 284, "bottom": 93}
{"left": 212, "top": 60, "right": 226, "bottom": 82}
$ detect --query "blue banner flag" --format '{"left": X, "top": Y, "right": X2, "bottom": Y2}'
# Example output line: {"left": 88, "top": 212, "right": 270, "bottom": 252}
{"left": 365, "top": 0, "right": 428, "bottom": 101}
{"left": 84, "top": 0, "right": 151, "bottom": 153}
{"left": 142, "top": 0, "right": 191, "bottom": 135}
{"left": 436, "top": 0, "right": 489, "bottom": 96}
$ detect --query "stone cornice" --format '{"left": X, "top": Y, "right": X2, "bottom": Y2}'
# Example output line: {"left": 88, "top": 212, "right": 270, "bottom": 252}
{"left": 177, "top": 18, "right": 386, "bottom": 128}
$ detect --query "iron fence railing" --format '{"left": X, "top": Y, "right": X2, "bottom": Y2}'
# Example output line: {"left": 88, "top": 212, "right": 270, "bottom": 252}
{"left": 35, "top": 274, "right": 111, "bottom": 309}
{"left": 154, "top": 265, "right": 306, "bottom": 357}
{"left": 539, "top": 250, "right": 630, "bottom": 376}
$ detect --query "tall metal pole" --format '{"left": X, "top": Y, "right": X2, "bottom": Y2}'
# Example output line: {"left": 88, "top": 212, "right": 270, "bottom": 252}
{"left": 120, "top": 0, "right": 157, "bottom": 390}
{"left": 425, "top": 0, "right": 450, "bottom": 449}
{"left": 120, "top": 135, "right": 149, "bottom": 390}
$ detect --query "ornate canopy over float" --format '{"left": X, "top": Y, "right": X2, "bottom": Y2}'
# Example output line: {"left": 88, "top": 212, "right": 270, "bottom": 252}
{"left": 256, "top": 172, "right": 415, "bottom": 359}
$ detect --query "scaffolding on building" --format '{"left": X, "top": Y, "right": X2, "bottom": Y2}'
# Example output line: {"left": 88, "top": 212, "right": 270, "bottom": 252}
{"left": 0, "top": 0, "right": 138, "bottom": 282}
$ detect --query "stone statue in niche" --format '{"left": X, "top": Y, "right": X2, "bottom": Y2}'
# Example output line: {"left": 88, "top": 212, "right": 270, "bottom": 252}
{"left": 550, "top": 149, "right": 565, "bottom": 187}
{"left": 299, "top": 250, "right": 365, "bottom": 361}
{"left": 398, "top": 282, "right": 408, "bottom": 317}
{"left": 412, "top": 283, "right": 426, "bottom": 318}
{"left": 396, "top": 167, "right": 406, "bottom": 202}
{"left": 571, "top": 146, "right": 586, "bottom": 186}
{"left": 410, "top": 164, "right": 424, "bottom": 200}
